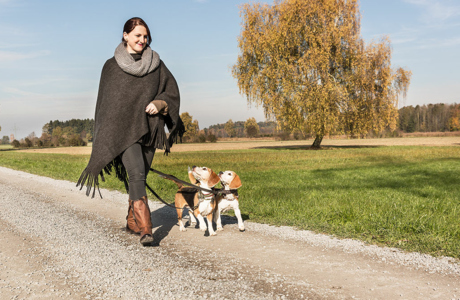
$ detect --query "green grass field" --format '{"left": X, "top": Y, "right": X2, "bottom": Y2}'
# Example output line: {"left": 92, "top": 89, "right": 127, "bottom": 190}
{"left": 0, "top": 145, "right": 459, "bottom": 258}
{"left": 0, "top": 144, "right": 13, "bottom": 150}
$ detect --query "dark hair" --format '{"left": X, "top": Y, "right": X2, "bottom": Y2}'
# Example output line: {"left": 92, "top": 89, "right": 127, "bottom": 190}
{"left": 122, "top": 17, "right": 152, "bottom": 46}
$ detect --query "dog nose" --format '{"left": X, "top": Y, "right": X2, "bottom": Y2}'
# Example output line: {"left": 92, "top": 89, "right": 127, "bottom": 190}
{"left": 218, "top": 171, "right": 223, "bottom": 175}
{"left": 192, "top": 165, "right": 196, "bottom": 169}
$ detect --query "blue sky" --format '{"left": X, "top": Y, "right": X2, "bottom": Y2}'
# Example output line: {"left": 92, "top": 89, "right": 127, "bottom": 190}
{"left": 0, "top": 0, "right": 459, "bottom": 140}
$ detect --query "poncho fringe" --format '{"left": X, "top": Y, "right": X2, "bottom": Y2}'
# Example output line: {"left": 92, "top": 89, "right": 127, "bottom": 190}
{"left": 76, "top": 125, "right": 184, "bottom": 198}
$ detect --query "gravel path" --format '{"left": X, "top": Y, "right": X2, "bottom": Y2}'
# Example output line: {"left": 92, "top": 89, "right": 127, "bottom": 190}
{"left": 1, "top": 166, "right": 459, "bottom": 299}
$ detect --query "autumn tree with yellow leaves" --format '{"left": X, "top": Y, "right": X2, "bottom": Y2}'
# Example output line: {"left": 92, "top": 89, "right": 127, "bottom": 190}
{"left": 224, "top": 119, "right": 237, "bottom": 137}
{"left": 180, "top": 112, "right": 199, "bottom": 142}
{"left": 232, "top": 0, "right": 411, "bottom": 148}
{"left": 244, "top": 117, "right": 260, "bottom": 137}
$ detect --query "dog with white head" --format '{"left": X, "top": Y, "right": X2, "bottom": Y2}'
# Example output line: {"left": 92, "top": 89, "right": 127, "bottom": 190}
{"left": 215, "top": 170, "right": 244, "bottom": 232}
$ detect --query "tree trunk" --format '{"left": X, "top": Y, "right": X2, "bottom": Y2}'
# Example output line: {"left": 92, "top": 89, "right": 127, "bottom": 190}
{"left": 311, "top": 135, "right": 323, "bottom": 149}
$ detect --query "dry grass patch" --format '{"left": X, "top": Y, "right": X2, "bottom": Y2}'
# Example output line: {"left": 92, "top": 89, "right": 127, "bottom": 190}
{"left": 11, "top": 136, "right": 460, "bottom": 155}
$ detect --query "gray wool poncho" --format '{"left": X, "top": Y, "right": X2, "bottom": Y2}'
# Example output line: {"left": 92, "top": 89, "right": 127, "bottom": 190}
{"left": 77, "top": 44, "right": 184, "bottom": 198}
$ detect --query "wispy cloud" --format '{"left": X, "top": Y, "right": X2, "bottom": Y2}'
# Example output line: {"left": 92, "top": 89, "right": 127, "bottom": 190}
{"left": 392, "top": 37, "right": 417, "bottom": 45}
{"left": 372, "top": 2, "right": 460, "bottom": 51}
{"left": 2, "top": 87, "right": 35, "bottom": 97}
{"left": 386, "top": 22, "right": 460, "bottom": 50}
{"left": 416, "top": 36, "right": 460, "bottom": 49}
{"left": 0, "top": 50, "right": 50, "bottom": 62}
{"left": 404, "top": 0, "right": 460, "bottom": 23}
{"left": 0, "top": 43, "right": 40, "bottom": 49}
{"left": 382, "top": 26, "right": 420, "bottom": 45}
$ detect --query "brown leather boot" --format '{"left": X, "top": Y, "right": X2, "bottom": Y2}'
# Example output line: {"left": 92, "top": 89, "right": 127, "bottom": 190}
{"left": 126, "top": 199, "right": 141, "bottom": 235}
{"left": 133, "top": 196, "right": 153, "bottom": 245}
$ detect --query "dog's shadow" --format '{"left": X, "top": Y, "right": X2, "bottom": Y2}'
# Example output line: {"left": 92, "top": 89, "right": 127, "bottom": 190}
{"left": 147, "top": 208, "right": 250, "bottom": 244}
{"left": 216, "top": 213, "right": 250, "bottom": 229}
{"left": 219, "top": 214, "right": 239, "bottom": 226}
{"left": 149, "top": 205, "right": 178, "bottom": 246}
{"left": 222, "top": 213, "right": 250, "bottom": 221}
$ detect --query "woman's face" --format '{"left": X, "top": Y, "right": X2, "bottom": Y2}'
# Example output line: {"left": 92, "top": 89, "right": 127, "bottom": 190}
{"left": 123, "top": 25, "right": 148, "bottom": 54}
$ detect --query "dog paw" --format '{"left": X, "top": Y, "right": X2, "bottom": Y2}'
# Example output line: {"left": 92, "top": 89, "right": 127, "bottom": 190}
{"left": 179, "top": 227, "right": 187, "bottom": 232}
{"left": 200, "top": 226, "right": 207, "bottom": 232}
{"left": 217, "top": 226, "right": 224, "bottom": 231}
{"left": 190, "top": 222, "right": 197, "bottom": 227}
{"left": 239, "top": 227, "right": 245, "bottom": 232}
{"left": 210, "top": 231, "right": 217, "bottom": 236}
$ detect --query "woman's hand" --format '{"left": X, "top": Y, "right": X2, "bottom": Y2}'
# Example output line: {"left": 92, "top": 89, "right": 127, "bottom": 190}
{"left": 145, "top": 103, "right": 159, "bottom": 115}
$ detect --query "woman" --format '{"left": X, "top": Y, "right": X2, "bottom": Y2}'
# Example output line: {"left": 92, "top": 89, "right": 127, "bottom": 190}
{"left": 77, "top": 17, "right": 183, "bottom": 246}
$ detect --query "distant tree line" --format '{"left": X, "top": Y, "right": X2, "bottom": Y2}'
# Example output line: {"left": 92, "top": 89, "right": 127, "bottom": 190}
{"left": 43, "top": 119, "right": 94, "bottom": 139}
{"left": 398, "top": 103, "right": 460, "bottom": 133}
{"left": 10, "top": 118, "right": 93, "bottom": 148}
{"left": 207, "top": 120, "right": 276, "bottom": 138}
{"left": 199, "top": 103, "right": 460, "bottom": 141}
{"left": 6, "top": 103, "right": 460, "bottom": 148}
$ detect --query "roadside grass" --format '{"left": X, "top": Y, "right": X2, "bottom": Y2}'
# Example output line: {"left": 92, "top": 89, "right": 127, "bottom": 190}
{"left": 0, "top": 144, "right": 13, "bottom": 150}
{"left": 0, "top": 146, "right": 459, "bottom": 258}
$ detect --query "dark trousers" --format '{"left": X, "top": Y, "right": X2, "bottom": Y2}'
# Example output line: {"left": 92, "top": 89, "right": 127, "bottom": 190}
{"left": 120, "top": 142, "right": 156, "bottom": 200}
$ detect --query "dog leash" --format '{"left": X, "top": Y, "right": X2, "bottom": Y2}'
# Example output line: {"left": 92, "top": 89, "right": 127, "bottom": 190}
{"left": 145, "top": 182, "right": 217, "bottom": 211}
{"left": 145, "top": 168, "right": 220, "bottom": 210}
{"left": 144, "top": 181, "right": 187, "bottom": 209}
{"left": 149, "top": 168, "right": 235, "bottom": 196}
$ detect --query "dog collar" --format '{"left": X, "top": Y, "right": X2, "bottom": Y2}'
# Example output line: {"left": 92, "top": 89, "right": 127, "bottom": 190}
{"left": 199, "top": 190, "right": 214, "bottom": 201}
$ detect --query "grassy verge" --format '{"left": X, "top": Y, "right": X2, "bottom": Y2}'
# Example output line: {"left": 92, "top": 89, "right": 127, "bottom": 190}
{"left": 0, "top": 146, "right": 459, "bottom": 258}
{"left": 0, "top": 144, "right": 13, "bottom": 150}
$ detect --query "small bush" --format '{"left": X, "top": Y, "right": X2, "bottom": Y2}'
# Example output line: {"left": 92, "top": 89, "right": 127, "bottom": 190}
{"left": 293, "top": 129, "right": 304, "bottom": 140}
{"left": 182, "top": 135, "right": 193, "bottom": 143}
{"left": 66, "top": 134, "right": 87, "bottom": 146}
{"left": 276, "top": 132, "right": 291, "bottom": 141}
{"left": 24, "top": 138, "right": 33, "bottom": 148}
{"left": 207, "top": 134, "right": 217, "bottom": 143}
{"left": 197, "top": 134, "right": 207, "bottom": 143}
{"left": 11, "top": 140, "right": 20, "bottom": 148}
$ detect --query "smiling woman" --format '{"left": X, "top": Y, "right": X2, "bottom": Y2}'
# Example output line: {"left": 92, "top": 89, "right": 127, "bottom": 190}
{"left": 76, "top": 17, "right": 184, "bottom": 246}
{"left": 122, "top": 17, "right": 152, "bottom": 54}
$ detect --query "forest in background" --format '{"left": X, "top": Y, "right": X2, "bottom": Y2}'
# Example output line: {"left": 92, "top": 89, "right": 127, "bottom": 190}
{"left": 399, "top": 103, "right": 460, "bottom": 132}
{"left": 2, "top": 103, "right": 460, "bottom": 147}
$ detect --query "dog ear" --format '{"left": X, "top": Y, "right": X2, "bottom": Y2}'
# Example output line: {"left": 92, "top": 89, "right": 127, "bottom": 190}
{"left": 229, "top": 174, "right": 242, "bottom": 189}
{"left": 208, "top": 170, "right": 221, "bottom": 187}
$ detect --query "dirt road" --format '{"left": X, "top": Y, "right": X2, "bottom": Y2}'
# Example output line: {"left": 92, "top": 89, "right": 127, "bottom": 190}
{"left": 1, "top": 166, "right": 459, "bottom": 299}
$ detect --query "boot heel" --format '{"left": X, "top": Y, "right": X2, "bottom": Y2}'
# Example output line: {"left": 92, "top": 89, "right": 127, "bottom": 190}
{"left": 140, "top": 234, "right": 154, "bottom": 245}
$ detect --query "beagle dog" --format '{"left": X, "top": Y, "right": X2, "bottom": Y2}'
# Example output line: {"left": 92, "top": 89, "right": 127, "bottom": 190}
{"left": 174, "top": 166, "right": 220, "bottom": 236}
{"left": 214, "top": 170, "right": 244, "bottom": 232}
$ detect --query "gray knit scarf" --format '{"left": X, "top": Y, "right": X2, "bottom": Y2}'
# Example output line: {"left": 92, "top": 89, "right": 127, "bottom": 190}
{"left": 114, "top": 43, "right": 160, "bottom": 76}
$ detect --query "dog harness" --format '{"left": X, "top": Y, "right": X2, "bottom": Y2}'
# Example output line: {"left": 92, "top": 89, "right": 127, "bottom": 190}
{"left": 198, "top": 190, "right": 214, "bottom": 201}
{"left": 224, "top": 190, "right": 239, "bottom": 200}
